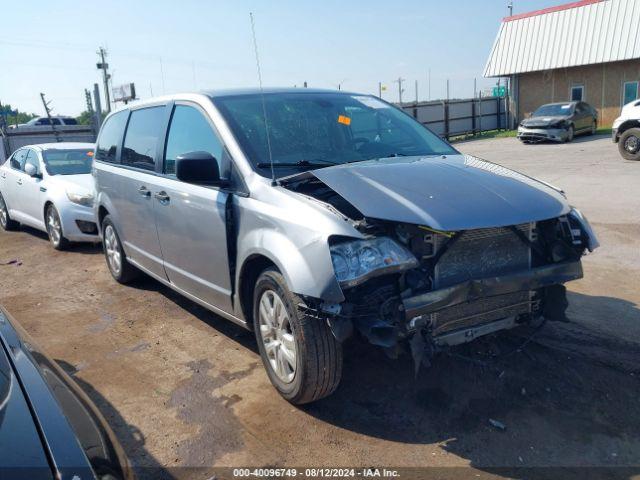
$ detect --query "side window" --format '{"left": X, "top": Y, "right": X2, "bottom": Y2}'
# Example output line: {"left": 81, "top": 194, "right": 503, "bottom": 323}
{"left": 95, "top": 110, "right": 129, "bottom": 163}
{"left": 10, "top": 149, "right": 28, "bottom": 170}
{"left": 64, "top": 118, "right": 78, "bottom": 125}
{"left": 122, "top": 106, "right": 165, "bottom": 171}
{"left": 25, "top": 150, "right": 40, "bottom": 174}
{"left": 164, "top": 105, "right": 224, "bottom": 176}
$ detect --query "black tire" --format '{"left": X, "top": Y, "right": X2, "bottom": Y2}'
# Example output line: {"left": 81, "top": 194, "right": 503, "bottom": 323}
{"left": 0, "top": 192, "right": 19, "bottom": 231}
{"left": 618, "top": 128, "right": 640, "bottom": 161}
{"left": 45, "top": 204, "right": 70, "bottom": 250}
{"left": 589, "top": 120, "right": 597, "bottom": 135}
{"left": 565, "top": 125, "right": 575, "bottom": 142}
{"left": 253, "top": 268, "right": 342, "bottom": 404}
{"left": 101, "top": 215, "right": 140, "bottom": 283}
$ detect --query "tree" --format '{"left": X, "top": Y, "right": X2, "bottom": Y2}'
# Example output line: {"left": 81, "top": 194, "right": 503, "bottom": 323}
{"left": 0, "top": 103, "right": 37, "bottom": 126}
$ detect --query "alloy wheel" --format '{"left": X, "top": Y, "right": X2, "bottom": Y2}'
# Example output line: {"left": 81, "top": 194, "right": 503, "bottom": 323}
{"left": 624, "top": 134, "right": 639, "bottom": 154}
{"left": 103, "top": 225, "right": 122, "bottom": 277}
{"left": 258, "top": 289, "right": 297, "bottom": 383}
{"left": 47, "top": 207, "right": 62, "bottom": 246}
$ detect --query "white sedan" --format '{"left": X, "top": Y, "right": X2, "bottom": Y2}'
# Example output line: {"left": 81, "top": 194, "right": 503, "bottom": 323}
{"left": 0, "top": 142, "right": 99, "bottom": 249}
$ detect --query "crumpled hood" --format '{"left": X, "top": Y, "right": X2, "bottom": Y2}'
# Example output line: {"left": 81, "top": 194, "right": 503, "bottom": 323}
{"left": 308, "top": 154, "right": 570, "bottom": 231}
{"left": 521, "top": 115, "right": 569, "bottom": 128}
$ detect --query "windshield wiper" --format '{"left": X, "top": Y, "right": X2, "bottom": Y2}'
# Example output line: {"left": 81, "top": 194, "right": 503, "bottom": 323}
{"left": 256, "top": 159, "right": 338, "bottom": 168}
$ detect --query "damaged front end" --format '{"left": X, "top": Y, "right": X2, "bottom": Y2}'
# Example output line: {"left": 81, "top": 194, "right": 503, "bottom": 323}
{"left": 282, "top": 166, "right": 599, "bottom": 371}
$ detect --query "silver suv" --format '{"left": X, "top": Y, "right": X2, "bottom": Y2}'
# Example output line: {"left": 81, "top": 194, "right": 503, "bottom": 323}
{"left": 93, "top": 89, "right": 598, "bottom": 404}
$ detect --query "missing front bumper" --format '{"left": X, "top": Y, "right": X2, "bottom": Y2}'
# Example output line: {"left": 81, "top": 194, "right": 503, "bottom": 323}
{"left": 403, "top": 261, "right": 583, "bottom": 322}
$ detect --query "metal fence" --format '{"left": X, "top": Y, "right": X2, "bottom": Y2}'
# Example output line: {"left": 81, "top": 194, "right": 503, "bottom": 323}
{"left": 400, "top": 95, "right": 510, "bottom": 139}
{"left": 0, "top": 125, "right": 96, "bottom": 162}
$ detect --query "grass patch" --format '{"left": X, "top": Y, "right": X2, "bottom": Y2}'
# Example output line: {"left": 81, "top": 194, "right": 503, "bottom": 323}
{"left": 449, "top": 129, "right": 517, "bottom": 143}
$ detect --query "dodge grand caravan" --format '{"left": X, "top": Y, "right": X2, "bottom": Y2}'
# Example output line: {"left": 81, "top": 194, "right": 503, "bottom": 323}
{"left": 93, "top": 89, "right": 598, "bottom": 404}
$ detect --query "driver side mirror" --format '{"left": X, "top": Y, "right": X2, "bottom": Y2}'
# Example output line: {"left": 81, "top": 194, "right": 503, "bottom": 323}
{"left": 24, "top": 163, "right": 41, "bottom": 178}
{"left": 175, "top": 151, "right": 227, "bottom": 187}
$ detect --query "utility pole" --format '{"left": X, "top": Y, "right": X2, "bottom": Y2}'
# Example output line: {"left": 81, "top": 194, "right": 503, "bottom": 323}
{"left": 96, "top": 47, "right": 111, "bottom": 113}
{"left": 93, "top": 83, "right": 103, "bottom": 129}
{"left": 40, "top": 93, "right": 61, "bottom": 142}
{"left": 395, "top": 77, "right": 405, "bottom": 105}
{"left": 446, "top": 79, "right": 450, "bottom": 101}
{"left": 415, "top": 80, "right": 418, "bottom": 103}
{"left": 508, "top": 1, "right": 514, "bottom": 16}
{"left": 427, "top": 69, "right": 431, "bottom": 101}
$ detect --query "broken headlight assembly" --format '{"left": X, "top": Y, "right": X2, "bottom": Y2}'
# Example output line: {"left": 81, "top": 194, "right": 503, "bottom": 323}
{"left": 330, "top": 237, "right": 418, "bottom": 288}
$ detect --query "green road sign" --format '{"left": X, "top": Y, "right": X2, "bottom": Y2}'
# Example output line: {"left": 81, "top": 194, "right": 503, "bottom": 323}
{"left": 492, "top": 86, "right": 508, "bottom": 97}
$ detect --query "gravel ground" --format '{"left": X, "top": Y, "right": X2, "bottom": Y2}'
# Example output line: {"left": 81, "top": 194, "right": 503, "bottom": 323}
{"left": 0, "top": 134, "right": 639, "bottom": 479}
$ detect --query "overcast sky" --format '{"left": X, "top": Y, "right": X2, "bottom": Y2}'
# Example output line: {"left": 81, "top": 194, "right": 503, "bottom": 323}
{"left": 1, "top": 0, "right": 563, "bottom": 116}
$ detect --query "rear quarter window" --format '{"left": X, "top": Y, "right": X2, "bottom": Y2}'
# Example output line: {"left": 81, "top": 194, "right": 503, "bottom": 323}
{"left": 95, "top": 110, "right": 129, "bottom": 163}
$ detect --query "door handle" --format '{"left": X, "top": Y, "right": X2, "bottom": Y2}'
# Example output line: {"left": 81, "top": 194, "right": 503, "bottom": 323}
{"left": 138, "top": 186, "right": 151, "bottom": 197}
{"left": 1, "top": 173, "right": 5, "bottom": 179}
{"left": 154, "top": 191, "right": 170, "bottom": 204}
{"left": 16, "top": 179, "right": 22, "bottom": 185}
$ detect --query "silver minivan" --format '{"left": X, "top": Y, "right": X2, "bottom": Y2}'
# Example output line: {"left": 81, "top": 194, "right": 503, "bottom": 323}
{"left": 93, "top": 89, "right": 598, "bottom": 403}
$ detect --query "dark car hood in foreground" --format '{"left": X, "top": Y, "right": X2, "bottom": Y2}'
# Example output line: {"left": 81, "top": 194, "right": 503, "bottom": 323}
{"left": 310, "top": 154, "right": 570, "bottom": 231}
{"left": 520, "top": 115, "right": 569, "bottom": 128}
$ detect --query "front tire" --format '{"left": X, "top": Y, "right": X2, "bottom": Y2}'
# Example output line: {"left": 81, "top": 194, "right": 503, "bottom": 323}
{"left": 0, "top": 192, "right": 19, "bottom": 231}
{"left": 253, "top": 268, "right": 342, "bottom": 404}
{"left": 618, "top": 128, "right": 640, "bottom": 161}
{"left": 565, "top": 125, "right": 575, "bottom": 142}
{"left": 46, "top": 204, "right": 69, "bottom": 250}
{"left": 101, "top": 215, "right": 140, "bottom": 283}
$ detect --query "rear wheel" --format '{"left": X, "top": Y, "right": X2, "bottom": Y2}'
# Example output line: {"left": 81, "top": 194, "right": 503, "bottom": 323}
{"left": 253, "top": 268, "right": 342, "bottom": 404}
{"left": 101, "top": 215, "right": 140, "bottom": 283}
{"left": 618, "top": 128, "right": 640, "bottom": 161}
{"left": 0, "top": 193, "right": 19, "bottom": 231}
{"left": 46, "top": 204, "right": 69, "bottom": 250}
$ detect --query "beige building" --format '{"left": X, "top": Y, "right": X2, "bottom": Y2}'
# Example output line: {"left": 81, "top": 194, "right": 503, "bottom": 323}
{"left": 484, "top": 0, "right": 640, "bottom": 127}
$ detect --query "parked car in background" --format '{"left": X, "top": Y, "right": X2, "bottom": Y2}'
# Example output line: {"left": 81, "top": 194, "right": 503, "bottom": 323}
{"left": 518, "top": 101, "right": 597, "bottom": 143}
{"left": 0, "top": 305, "right": 133, "bottom": 480}
{"left": 612, "top": 99, "right": 640, "bottom": 161}
{"left": 8, "top": 116, "right": 79, "bottom": 128}
{"left": 0, "top": 142, "right": 99, "bottom": 249}
{"left": 93, "top": 89, "right": 598, "bottom": 404}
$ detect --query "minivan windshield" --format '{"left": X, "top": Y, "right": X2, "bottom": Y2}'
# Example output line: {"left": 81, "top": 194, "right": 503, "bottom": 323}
{"left": 214, "top": 92, "right": 456, "bottom": 176}
{"left": 533, "top": 103, "right": 573, "bottom": 117}
{"left": 43, "top": 149, "right": 94, "bottom": 175}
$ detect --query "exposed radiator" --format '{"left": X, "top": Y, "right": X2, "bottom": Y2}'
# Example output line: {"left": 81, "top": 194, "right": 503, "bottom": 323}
{"left": 434, "top": 223, "right": 532, "bottom": 289}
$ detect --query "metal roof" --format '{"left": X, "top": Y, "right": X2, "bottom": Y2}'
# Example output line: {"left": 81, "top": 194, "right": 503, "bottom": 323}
{"left": 484, "top": 0, "right": 640, "bottom": 77}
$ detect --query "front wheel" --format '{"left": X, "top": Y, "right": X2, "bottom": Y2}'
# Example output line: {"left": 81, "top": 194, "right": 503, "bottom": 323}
{"left": 46, "top": 204, "right": 69, "bottom": 250}
{"left": 253, "top": 268, "right": 343, "bottom": 404}
{"left": 565, "top": 125, "right": 575, "bottom": 142}
{"left": 619, "top": 128, "right": 640, "bottom": 161}
{"left": 0, "top": 192, "right": 19, "bottom": 231}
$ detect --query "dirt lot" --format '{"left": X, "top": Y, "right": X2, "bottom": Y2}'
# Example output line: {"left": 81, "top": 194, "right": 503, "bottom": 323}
{"left": 1, "top": 134, "right": 639, "bottom": 479}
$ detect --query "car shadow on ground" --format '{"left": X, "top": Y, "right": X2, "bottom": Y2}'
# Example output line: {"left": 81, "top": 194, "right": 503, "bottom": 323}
{"left": 301, "top": 291, "right": 640, "bottom": 479}
{"left": 129, "top": 273, "right": 257, "bottom": 350}
{"left": 56, "top": 359, "right": 178, "bottom": 480}
{"left": 16, "top": 225, "right": 102, "bottom": 254}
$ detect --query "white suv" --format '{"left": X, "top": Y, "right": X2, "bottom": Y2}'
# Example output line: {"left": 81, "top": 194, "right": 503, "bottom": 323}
{"left": 612, "top": 100, "right": 640, "bottom": 161}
